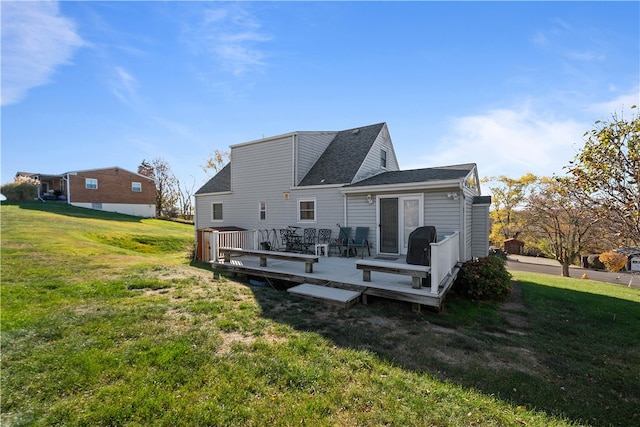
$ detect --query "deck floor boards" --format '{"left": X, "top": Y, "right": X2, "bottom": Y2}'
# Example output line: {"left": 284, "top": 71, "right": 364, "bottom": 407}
{"left": 211, "top": 254, "right": 457, "bottom": 309}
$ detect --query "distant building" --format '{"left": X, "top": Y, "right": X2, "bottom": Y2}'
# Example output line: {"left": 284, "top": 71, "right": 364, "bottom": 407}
{"left": 503, "top": 238, "right": 524, "bottom": 255}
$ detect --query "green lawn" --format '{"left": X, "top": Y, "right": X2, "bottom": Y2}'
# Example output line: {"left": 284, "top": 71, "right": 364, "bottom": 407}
{"left": 2, "top": 202, "right": 639, "bottom": 426}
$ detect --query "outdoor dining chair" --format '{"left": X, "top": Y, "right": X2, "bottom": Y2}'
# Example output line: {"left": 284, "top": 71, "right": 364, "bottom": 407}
{"left": 349, "top": 227, "right": 371, "bottom": 258}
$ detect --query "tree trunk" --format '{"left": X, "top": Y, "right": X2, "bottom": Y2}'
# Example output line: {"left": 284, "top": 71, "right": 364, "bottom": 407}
{"left": 561, "top": 262, "right": 571, "bottom": 277}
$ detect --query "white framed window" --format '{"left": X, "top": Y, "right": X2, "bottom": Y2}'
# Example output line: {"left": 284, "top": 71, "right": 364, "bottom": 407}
{"left": 381, "top": 149, "right": 387, "bottom": 168}
{"left": 297, "top": 198, "right": 316, "bottom": 222}
{"left": 212, "top": 202, "right": 223, "bottom": 221}
{"left": 132, "top": 182, "right": 142, "bottom": 192}
{"left": 85, "top": 178, "right": 98, "bottom": 189}
{"left": 259, "top": 201, "right": 266, "bottom": 221}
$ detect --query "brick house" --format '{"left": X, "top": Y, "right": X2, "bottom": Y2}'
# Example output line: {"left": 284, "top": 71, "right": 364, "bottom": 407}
{"left": 17, "top": 167, "right": 156, "bottom": 217}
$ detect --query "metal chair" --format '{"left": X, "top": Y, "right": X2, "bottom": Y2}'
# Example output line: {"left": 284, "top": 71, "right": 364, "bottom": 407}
{"left": 301, "top": 228, "right": 317, "bottom": 253}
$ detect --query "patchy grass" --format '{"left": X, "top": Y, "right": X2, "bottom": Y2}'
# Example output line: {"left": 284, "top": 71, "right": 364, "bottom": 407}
{"left": 2, "top": 202, "right": 639, "bottom": 426}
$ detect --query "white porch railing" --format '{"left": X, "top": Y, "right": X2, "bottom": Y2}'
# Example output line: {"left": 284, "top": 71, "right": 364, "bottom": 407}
{"left": 209, "top": 230, "right": 257, "bottom": 262}
{"left": 205, "top": 229, "right": 460, "bottom": 295}
{"left": 429, "top": 231, "right": 460, "bottom": 294}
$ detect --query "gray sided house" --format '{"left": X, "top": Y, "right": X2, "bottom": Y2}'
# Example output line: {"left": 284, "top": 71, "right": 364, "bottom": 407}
{"left": 194, "top": 123, "right": 490, "bottom": 262}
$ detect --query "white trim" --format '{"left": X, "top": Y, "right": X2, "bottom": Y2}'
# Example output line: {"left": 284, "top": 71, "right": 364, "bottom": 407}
{"left": 211, "top": 201, "right": 223, "bottom": 222}
{"left": 85, "top": 178, "right": 98, "bottom": 189}
{"left": 340, "top": 178, "right": 464, "bottom": 194}
{"left": 258, "top": 200, "right": 267, "bottom": 221}
{"left": 297, "top": 197, "right": 317, "bottom": 223}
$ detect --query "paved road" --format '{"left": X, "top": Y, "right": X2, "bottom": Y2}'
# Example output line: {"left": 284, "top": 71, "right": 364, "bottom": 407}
{"left": 506, "top": 255, "right": 639, "bottom": 287}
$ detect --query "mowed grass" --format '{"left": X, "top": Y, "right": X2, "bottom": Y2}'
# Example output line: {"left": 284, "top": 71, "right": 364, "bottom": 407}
{"left": 2, "top": 202, "right": 639, "bottom": 426}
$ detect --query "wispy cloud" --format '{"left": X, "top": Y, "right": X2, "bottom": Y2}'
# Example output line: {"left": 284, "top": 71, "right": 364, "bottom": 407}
{"left": 183, "top": 4, "right": 271, "bottom": 76}
{"left": 109, "top": 66, "right": 138, "bottom": 105}
{"left": 409, "top": 106, "right": 586, "bottom": 180}
{"left": 1, "top": 1, "right": 85, "bottom": 106}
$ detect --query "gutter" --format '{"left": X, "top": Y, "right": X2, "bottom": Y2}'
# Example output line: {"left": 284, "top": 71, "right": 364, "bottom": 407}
{"left": 340, "top": 178, "right": 464, "bottom": 194}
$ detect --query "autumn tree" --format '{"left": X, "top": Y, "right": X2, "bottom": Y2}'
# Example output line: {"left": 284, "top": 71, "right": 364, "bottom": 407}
{"left": 202, "top": 149, "right": 230, "bottom": 177}
{"left": 139, "top": 158, "right": 179, "bottom": 217}
{"left": 482, "top": 173, "right": 537, "bottom": 246}
{"left": 566, "top": 107, "right": 639, "bottom": 247}
{"left": 525, "top": 177, "right": 601, "bottom": 277}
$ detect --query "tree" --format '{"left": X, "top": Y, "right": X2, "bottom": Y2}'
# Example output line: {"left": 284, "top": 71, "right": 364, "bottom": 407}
{"left": 139, "top": 158, "right": 179, "bottom": 217}
{"left": 525, "top": 177, "right": 601, "bottom": 277}
{"left": 202, "top": 149, "right": 230, "bottom": 177}
{"left": 566, "top": 107, "right": 639, "bottom": 247}
{"left": 483, "top": 173, "right": 537, "bottom": 246}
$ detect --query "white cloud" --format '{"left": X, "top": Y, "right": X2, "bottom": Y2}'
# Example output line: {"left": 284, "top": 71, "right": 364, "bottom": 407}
{"left": 409, "top": 107, "right": 586, "bottom": 180}
{"left": 110, "top": 66, "right": 138, "bottom": 105}
{"left": 1, "top": 1, "right": 84, "bottom": 106}
{"left": 183, "top": 4, "right": 271, "bottom": 76}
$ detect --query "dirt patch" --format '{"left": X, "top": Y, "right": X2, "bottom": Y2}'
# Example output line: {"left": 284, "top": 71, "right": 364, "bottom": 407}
{"left": 500, "top": 281, "right": 529, "bottom": 331}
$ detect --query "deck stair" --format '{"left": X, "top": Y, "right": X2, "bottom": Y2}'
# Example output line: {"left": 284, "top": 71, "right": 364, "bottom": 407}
{"left": 287, "top": 283, "right": 361, "bottom": 308}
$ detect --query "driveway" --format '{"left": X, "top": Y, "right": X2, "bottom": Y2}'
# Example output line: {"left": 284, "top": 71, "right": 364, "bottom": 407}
{"left": 506, "top": 255, "right": 639, "bottom": 288}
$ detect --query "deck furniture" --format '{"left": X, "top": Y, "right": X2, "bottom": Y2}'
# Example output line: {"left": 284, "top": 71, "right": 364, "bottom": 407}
{"left": 301, "top": 228, "right": 317, "bottom": 253}
{"left": 349, "top": 227, "right": 371, "bottom": 258}
{"left": 329, "top": 227, "right": 352, "bottom": 257}
{"left": 315, "top": 228, "right": 332, "bottom": 257}
{"left": 218, "top": 247, "right": 319, "bottom": 273}
{"left": 356, "top": 259, "right": 431, "bottom": 289}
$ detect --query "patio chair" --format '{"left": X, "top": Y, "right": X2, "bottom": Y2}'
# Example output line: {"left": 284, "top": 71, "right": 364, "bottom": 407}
{"left": 317, "top": 228, "right": 332, "bottom": 244}
{"left": 329, "top": 227, "right": 352, "bottom": 257}
{"left": 349, "top": 227, "right": 371, "bottom": 259}
{"left": 301, "top": 228, "right": 317, "bottom": 253}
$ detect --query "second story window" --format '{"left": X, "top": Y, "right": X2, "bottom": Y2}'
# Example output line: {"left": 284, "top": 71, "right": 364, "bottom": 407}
{"left": 381, "top": 149, "right": 387, "bottom": 168}
{"left": 85, "top": 178, "right": 98, "bottom": 189}
{"left": 132, "top": 182, "right": 142, "bottom": 192}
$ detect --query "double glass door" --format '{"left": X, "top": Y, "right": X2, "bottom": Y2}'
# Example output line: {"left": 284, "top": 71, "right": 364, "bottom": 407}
{"left": 379, "top": 195, "right": 423, "bottom": 255}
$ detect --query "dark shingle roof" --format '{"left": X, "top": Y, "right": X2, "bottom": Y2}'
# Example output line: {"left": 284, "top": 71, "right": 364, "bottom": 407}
{"left": 299, "top": 123, "right": 385, "bottom": 186}
{"left": 195, "top": 163, "right": 231, "bottom": 194}
{"left": 346, "top": 163, "right": 476, "bottom": 187}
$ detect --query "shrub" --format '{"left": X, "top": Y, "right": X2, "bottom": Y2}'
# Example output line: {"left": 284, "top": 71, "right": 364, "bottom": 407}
{"left": 1, "top": 182, "right": 37, "bottom": 201}
{"left": 598, "top": 251, "right": 628, "bottom": 272}
{"left": 453, "top": 255, "right": 512, "bottom": 302}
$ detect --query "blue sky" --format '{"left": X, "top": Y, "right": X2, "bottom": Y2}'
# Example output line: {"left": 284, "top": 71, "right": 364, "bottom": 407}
{"left": 2, "top": 1, "right": 639, "bottom": 194}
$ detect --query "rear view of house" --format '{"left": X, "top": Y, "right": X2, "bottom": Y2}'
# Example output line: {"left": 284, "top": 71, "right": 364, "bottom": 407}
{"left": 194, "top": 122, "right": 491, "bottom": 262}
{"left": 16, "top": 167, "right": 156, "bottom": 217}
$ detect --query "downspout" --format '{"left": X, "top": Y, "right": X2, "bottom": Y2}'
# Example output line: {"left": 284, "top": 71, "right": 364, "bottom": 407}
{"left": 459, "top": 182, "right": 465, "bottom": 261}
{"left": 343, "top": 193, "right": 348, "bottom": 227}
{"left": 65, "top": 173, "right": 71, "bottom": 205}
{"left": 291, "top": 134, "right": 297, "bottom": 186}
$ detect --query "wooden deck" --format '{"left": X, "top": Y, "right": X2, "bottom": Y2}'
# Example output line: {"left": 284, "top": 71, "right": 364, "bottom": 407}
{"left": 211, "top": 254, "right": 460, "bottom": 311}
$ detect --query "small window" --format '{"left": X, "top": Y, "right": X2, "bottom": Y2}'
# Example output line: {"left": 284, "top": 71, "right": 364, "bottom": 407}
{"left": 91, "top": 203, "right": 102, "bottom": 210}
{"left": 212, "top": 202, "right": 223, "bottom": 221}
{"left": 132, "top": 182, "right": 142, "bottom": 192}
{"left": 298, "top": 199, "right": 316, "bottom": 222}
{"left": 259, "top": 201, "right": 266, "bottom": 221}
{"left": 381, "top": 149, "right": 387, "bottom": 168}
{"left": 85, "top": 178, "right": 98, "bottom": 189}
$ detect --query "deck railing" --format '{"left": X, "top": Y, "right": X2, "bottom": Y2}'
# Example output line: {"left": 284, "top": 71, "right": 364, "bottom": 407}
{"left": 209, "top": 230, "right": 257, "bottom": 262}
{"left": 205, "top": 229, "right": 460, "bottom": 294}
{"left": 429, "top": 231, "right": 460, "bottom": 294}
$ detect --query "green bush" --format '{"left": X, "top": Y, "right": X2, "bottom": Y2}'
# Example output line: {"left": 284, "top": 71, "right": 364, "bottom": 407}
{"left": 1, "top": 182, "right": 37, "bottom": 201}
{"left": 453, "top": 255, "right": 512, "bottom": 302}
